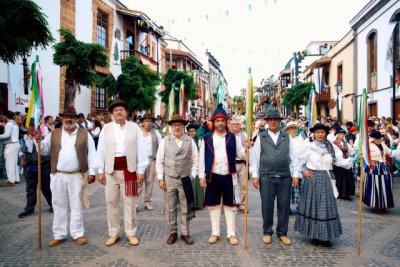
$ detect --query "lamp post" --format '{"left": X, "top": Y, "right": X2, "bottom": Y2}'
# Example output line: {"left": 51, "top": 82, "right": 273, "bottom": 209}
{"left": 335, "top": 82, "right": 343, "bottom": 121}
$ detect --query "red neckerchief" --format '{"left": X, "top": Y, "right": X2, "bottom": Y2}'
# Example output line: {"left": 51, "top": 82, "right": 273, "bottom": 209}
{"left": 333, "top": 139, "right": 349, "bottom": 159}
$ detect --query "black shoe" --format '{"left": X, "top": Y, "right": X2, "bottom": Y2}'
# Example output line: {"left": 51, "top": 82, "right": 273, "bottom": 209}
{"left": 311, "top": 239, "right": 320, "bottom": 246}
{"left": 49, "top": 207, "right": 53, "bottom": 213}
{"left": 320, "top": 240, "right": 332, "bottom": 247}
{"left": 18, "top": 210, "right": 34, "bottom": 218}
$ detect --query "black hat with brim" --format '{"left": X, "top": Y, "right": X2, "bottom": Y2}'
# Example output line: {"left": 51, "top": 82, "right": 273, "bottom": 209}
{"left": 108, "top": 99, "right": 129, "bottom": 112}
{"left": 140, "top": 113, "right": 155, "bottom": 122}
{"left": 335, "top": 129, "right": 347, "bottom": 135}
{"left": 310, "top": 123, "right": 331, "bottom": 134}
{"left": 369, "top": 130, "right": 382, "bottom": 139}
{"left": 265, "top": 109, "right": 284, "bottom": 120}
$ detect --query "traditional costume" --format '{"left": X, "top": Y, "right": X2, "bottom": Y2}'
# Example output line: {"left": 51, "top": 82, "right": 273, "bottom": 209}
{"left": 156, "top": 115, "right": 198, "bottom": 245}
{"left": 0, "top": 115, "right": 20, "bottom": 185}
{"left": 95, "top": 99, "right": 149, "bottom": 246}
{"left": 295, "top": 123, "right": 352, "bottom": 246}
{"left": 250, "top": 110, "right": 300, "bottom": 246}
{"left": 138, "top": 113, "right": 161, "bottom": 210}
{"left": 37, "top": 107, "right": 96, "bottom": 247}
{"left": 332, "top": 129, "right": 355, "bottom": 199}
{"left": 234, "top": 130, "right": 247, "bottom": 212}
{"left": 199, "top": 104, "right": 245, "bottom": 245}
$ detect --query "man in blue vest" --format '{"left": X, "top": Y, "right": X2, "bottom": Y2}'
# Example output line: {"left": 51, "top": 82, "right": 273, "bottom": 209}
{"left": 199, "top": 104, "right": 246, "bottom": 246}
{"left": 250, "top": 109, "right": 300, "bottom": 246}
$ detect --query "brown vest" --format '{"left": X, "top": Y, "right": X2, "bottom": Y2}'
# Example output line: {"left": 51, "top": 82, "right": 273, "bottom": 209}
{"left": 164, "top": 134, "right": 193, "bottom": 178}
{"left": 50, "top": 128, "right": 89, "bottom": 174}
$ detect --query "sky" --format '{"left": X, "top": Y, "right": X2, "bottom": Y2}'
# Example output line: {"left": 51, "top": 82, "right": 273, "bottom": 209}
{"left": 122, "top": 0, "right": 369, "bottom": 96}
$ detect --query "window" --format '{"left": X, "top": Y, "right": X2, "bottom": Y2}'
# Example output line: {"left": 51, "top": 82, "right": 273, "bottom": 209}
{"left": 337, "top": 64, "right": 343, "bottom": 83}
{"left": 97, "top": 9, "right": 108, "bottom": 47}
{"left": 125, "top": 30, "right": 134, "bottom": 57}
{"left": 367, "top": 31, "right": 377, "bottom": 92}
{"left": 95, "top": 86, "right": 106, "bottom": 109}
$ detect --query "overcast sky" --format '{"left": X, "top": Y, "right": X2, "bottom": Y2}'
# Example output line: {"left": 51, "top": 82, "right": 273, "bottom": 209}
{"left": 122, "top": 0, "right": 369, "bottom": 96}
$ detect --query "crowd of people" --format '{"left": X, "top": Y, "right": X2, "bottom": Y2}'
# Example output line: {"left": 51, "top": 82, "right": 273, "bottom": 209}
{"left": 0, "top": 102, "right": 399, "bottom": 249}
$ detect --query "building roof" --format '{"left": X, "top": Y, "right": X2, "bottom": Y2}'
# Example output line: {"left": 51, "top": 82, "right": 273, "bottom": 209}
{"left": 349, "top": 0, "right": 389, "bottom": 29}
{"left": 302, "top": 56, "right": 331, "bottom": 77}
{"left": 116, "top": 8, "right": 165, "bottom": 37}
{"left": 169, "top": 49, "right": 203, "bottom": 68}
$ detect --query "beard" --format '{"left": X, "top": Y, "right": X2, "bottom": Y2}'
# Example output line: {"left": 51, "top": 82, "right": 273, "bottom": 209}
{"left": 63, "top": 120, "right": 76, "bottom": 130}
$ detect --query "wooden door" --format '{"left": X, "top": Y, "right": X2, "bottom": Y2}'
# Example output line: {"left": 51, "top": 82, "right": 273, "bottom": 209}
{"left": 0, "top": 83, "right": 8, "bottom": 113}
{"left": 368, "top": 103, "right": 377, "bottom": 117}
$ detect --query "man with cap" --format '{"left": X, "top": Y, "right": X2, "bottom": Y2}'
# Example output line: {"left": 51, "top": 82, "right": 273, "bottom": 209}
{"left": 199, "top": 104, "right": 246, "bottom": 246}
{"left": 95, "top": 99, "right": 149, "bottom": 247}
{"left": 156, "top": 114, "right": 198, "bottom": 245}
{"left": 250, "top": 109, "right": 300, "bottom": 246}
{"left": 138, "top": 113, "right": 161, "bottom": 211}
{"left": 34, "top": 107, "right": 96, "bottom": 247}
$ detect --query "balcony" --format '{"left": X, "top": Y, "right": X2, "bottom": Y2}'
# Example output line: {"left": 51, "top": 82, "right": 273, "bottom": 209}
{"left": 120, "top": 50, "right": 158, "bottom": 73}
{"left": 318, "top": 87, "right": 331, "bottom": 102}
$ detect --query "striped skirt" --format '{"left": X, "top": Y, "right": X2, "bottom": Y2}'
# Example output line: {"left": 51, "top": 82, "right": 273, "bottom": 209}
{"left": 294, "top": 170, "right": 342, "bottom": 241}
{"left": 362, "top": 162, "right": 394, "bottom": 209}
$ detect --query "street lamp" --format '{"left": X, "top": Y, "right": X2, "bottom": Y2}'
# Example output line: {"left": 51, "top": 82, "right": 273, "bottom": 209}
{"left": 334, "top": 82, "right": 342, "bottom": 121}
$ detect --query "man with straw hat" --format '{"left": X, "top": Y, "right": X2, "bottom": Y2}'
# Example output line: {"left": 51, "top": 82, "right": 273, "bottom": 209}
{"left": 250, "top": 109, "right": 300, "bottom": 246}
{"left": 156, "top": 114, "right": 198, "bottom": 245}
{"left": 95, "top": 99, "right": 149, "bottom": 247}
{"left": 199, "top": 104, "right": 246, "bottom": 246}
{"left": 34, "top": 106, "right": 96, "bottom": 247}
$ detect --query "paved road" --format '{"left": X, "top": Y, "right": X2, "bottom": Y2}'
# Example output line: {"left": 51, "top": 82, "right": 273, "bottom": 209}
{"left": 0, "top": 176, "right": 399, "bottom": 267}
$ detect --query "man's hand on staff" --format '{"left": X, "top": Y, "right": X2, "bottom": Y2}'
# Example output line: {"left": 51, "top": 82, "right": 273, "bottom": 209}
{"left": 199, "top": 178, "right": 207, "bottom": 188}
{"left": 252, "top": 178, "right": 260, "bottom": 189}
{"left": 137, "top": 173, "right": 144, "bottom": 183}
{"left": 34, "top": 130, "right": 42, "bottom": 141}
{"left": 88, "top": 175, "right": 95, "bottom": 184}
{"left": 98, "top": 173, "right": 106, "bottom": 185}
{"left": 159, "top": 180, "right": 167, "bottom": 190}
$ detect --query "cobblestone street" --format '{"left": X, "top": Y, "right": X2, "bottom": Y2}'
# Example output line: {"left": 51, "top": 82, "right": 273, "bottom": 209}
{"left": 0, "top": 176, "right": 399, "bottom": 267}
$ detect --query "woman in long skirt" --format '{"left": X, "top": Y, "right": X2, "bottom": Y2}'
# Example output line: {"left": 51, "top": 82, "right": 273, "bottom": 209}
{"left": 332, "top": 129, "right": 355, "bottom": 200}
{"left": 363, "top": 130, "right": 399, "bottom": 213}
{"left": 294, "top": 123, "right": 353, "bottom": 247}
{"left": 187, "top": 123, "right": 204, "bottom": 209}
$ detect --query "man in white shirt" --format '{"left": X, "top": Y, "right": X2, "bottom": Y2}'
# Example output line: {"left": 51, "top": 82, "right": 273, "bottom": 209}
{"left": 0, "top": 111, "right": 21, "bottom": 186}
{"left": 199, "top": 104, "right": 246, "bottom": 246}
{"left": 138, "top": 113, "right": 162, "bottom": 211}
{"left": 157, "top": 114, "right": 198, "bottom": 245}
{"left": 229, "top": 118, "right": 248, "bottom": 212}
{"left": 95, "top": 99, "right": 148, "bottom": 247}
{"left": 43, "top": 115, "right": 54, "bottom": 136}
{"left": 250, "top": 110, "right": 300, "bottom": 246}
{"left": 35, "top": 107, "right": 96, "bottom": 247}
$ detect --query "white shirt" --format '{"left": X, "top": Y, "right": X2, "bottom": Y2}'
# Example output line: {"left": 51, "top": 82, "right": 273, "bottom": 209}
{"left": 327, "top": 132, "right": 335, "bottom": 143}
{"left": 36, "top": 127, "right": 96, "bottom": 175}
{"left": 140, "top": 129, "right": 162, "bottom": 158}
{"left": 91, "top": 127, "right": 101, "bottom": 138}
{"left": 0, "top": 120, "right": 19, "bottom": 142}
{"left": 156, "top": 134, "right": 199, "bottom": 180}
{"left": 95, "top": 121, "right": 149, "bottom": 174}
{"left": 250, "top": 130, "right": 301, "bottom": 178}
{"left": 199, "top": 132, "right": 246, "bottom": 179}
{"left": 234, "top": 132, "right": 247, "bottom": 161}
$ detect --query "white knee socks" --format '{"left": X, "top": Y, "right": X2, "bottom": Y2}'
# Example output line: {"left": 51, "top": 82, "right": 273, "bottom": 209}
{"left": 209, "top": 206, "right": 237, "bottom": 238}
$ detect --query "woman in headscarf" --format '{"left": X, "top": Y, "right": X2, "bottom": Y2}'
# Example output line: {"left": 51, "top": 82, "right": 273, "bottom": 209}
{"left": 363, "top": 130, "right": 400, "bottom": 213}
{"left": 332, "top": 129, "right": 355, "bottom": 200}
{"left": 294, "top": 123, "right": 353, "bottom": 247}
{"left": 186, "top": 123, "right": 203, "bottom": 209}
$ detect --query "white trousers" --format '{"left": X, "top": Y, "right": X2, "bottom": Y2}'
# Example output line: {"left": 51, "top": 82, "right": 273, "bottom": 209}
{"left": 209, "top": 206, "right": 237, "bottom": 238}
{"left": 105, "top": 171, "right": 138, "bottom": 237}
{"left": 50, "top": 172, "right": 84, "bottom": 240}
{"left": 4, "top": 143, "right": 20, "bottom": 183}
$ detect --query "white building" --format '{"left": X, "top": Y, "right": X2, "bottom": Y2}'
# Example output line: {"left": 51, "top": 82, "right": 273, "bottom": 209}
{"left": 350, "top": 0, "right": 400, "bottom": 119}
{"left": 0, "top": 0, "right": 166, "bottom": 118}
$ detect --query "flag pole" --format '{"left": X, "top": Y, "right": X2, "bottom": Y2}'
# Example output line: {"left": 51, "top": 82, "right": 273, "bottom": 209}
{"left": 244, "top": 144, "right": 250, "bottom": 249}
{"left": 357, "top": 158, "right": 364, "bottom": 255}
{"left": 37, "top": 137, "right": 42, "bottom": 249}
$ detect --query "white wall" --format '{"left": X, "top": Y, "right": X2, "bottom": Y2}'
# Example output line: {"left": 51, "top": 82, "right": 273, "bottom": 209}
{"left": 74, "top": 0, "right": 93, "bottom": 116}
{"left": 355, "top": 0, "right": 400, "bottom": 117}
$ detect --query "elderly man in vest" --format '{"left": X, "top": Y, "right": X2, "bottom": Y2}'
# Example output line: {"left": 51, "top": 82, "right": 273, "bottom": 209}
{"left": 138, "top": 113, "right": 161, "bottom": 211}
{"left": 156, "top": 114, "right": 198, "bottom": 245}
{"left": 229, "top": 117, "right": 248, "bottom": 213}
{"left": 250, "top": 110, "right": 300, "bottom": 246}
{"left": 95, "top": 99, "right": 148, "bottom": 247}
{"left": 35, "top": 107, "right": 96, "bottom": 247}
{"left": 199, "top": 104, "right": 246, "bottom": 246}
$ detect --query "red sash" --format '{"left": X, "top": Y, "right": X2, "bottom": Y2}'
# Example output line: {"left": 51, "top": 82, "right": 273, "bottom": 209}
{"left": 114, "top": 156, "right": 138, "bottom": 197}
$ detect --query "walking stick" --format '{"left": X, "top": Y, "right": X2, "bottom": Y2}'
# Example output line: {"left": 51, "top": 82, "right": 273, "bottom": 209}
{"left": 243, "top": 143, "right": 250, "bottom": 249}
{"left": 37, "top": 138, "right": 42, "bottom": 249}
{"left": 357, "top": 158, "right": 364, "bottom": 255}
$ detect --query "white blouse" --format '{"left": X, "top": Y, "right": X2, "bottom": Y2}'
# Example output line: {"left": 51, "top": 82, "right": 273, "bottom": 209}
{"left": 300, "top": 140, "right": 353, "bottom": 171}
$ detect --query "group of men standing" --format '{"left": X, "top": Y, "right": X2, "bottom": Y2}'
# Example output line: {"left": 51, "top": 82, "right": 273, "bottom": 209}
{"left": 30, "top": 98, "right": 301, "bottom": 248}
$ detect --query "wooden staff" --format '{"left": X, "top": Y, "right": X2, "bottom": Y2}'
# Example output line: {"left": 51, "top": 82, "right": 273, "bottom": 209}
{"left": 243, "top": 142, "right": 250, "bottom": 249}
{"left": 37, "top": 137, "right": 42, "bottom": 249}
{"left": 357, "top": 158, "right": 364, "bottom": 256}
